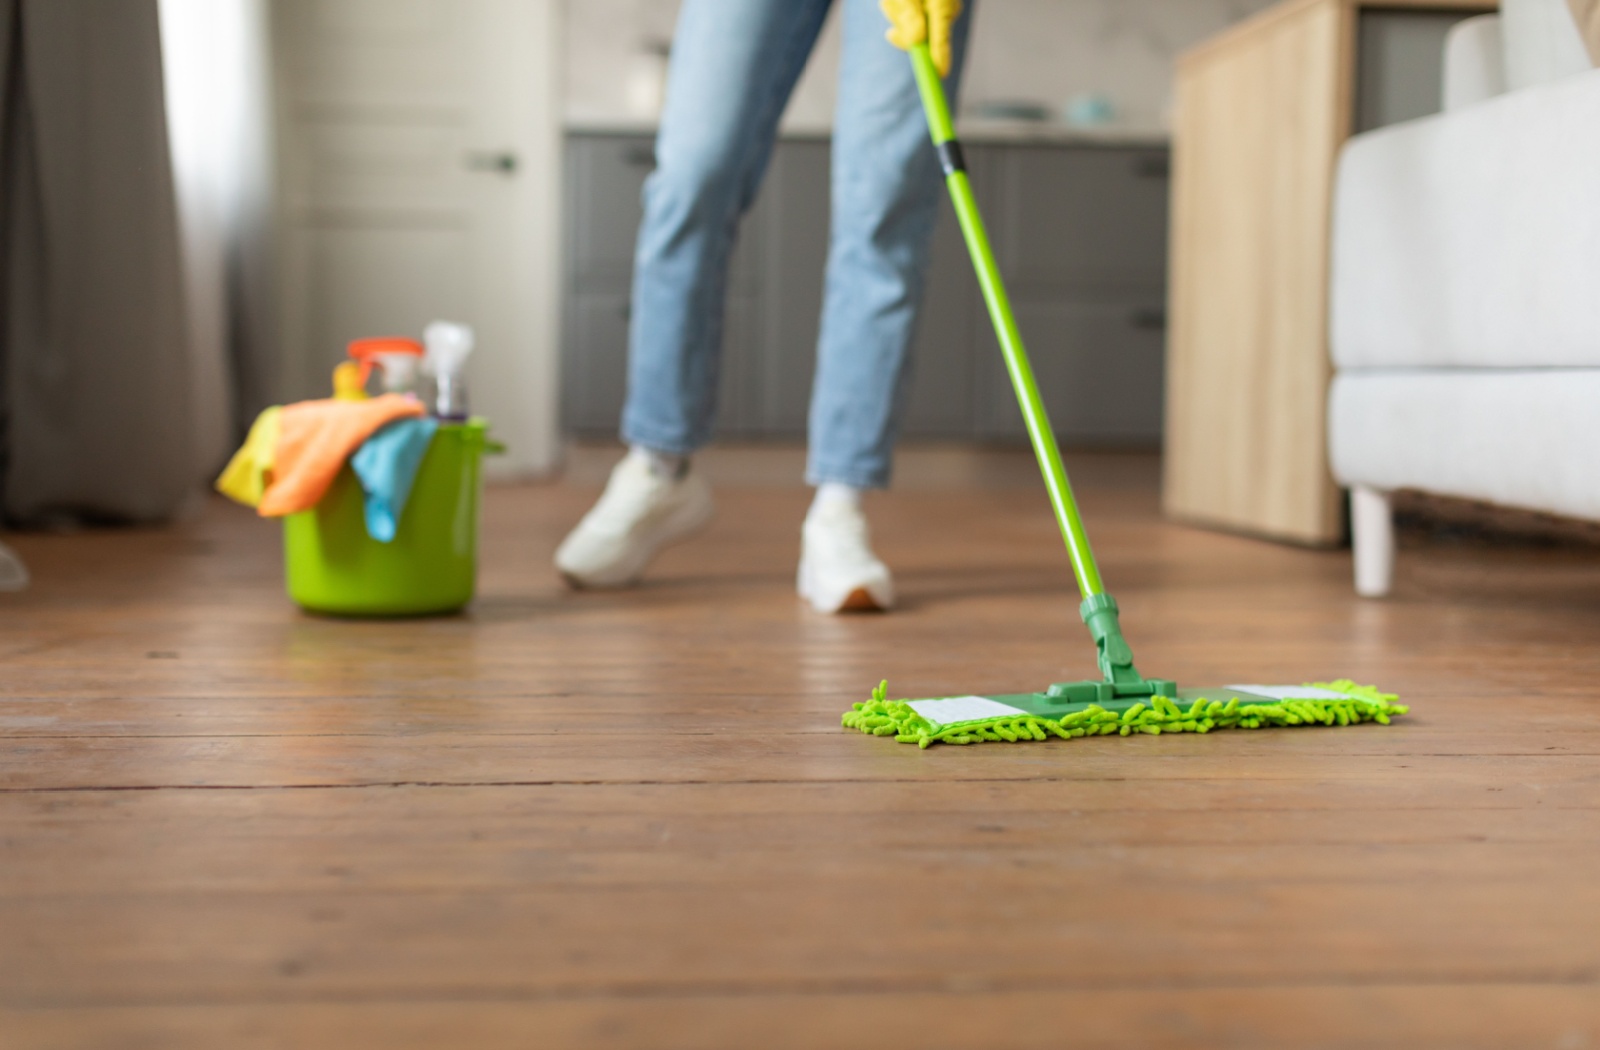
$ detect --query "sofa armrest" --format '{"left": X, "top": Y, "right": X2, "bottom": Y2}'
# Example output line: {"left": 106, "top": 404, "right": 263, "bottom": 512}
{"left": 1443, "top": 15, "right": 1507, "bottom": 109}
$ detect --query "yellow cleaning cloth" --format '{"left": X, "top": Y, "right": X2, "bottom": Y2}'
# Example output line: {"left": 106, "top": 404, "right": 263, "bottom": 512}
{"left": 258, "top": 395, "right": 425, "bottom": 518}
{"left": 214, "top": 406, "right": 283, "bottom": 509}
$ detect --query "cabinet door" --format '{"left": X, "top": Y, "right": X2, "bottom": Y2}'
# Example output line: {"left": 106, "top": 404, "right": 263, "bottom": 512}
{"left": 561, "top": 292, "right": 767, "bottom": 438}
{"left": 712, "top": 150, "right": 777, "bottom": 437}
{"left": 753, "top": 141, "right": 829, "bottom": 437}
{"left": 900, "top": 149, "right": 985, "bottom": 438}
{"left": 563, "top": 135, "right": 650, "bottom": 436}
{"left": 714, "top": 296, "right": 764, "bottom": 437}
{"left": 563, "top": 290, "right": 632, "bottom": 433}
{"left": 562, "top": 132, "right": 770, "bottom": 438}
{"left": 995, "top": 145, "right": 1170, "bottom": 297}
{"left": 566, "top": 135, "right": 654, "bottom": 288}
{"left": 973, "top": 144, "right": 1169, "bottom": 446}
{"left": 755, "top": 139, "right": 983, "bottom": 440}
{"left": 976, "top": 300, "right": 1167, "bottom": 447}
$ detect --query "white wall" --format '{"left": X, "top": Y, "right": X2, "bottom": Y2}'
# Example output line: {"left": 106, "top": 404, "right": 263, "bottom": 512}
{"left": 565, "top": 0, "right": 1280, "bottom": 134}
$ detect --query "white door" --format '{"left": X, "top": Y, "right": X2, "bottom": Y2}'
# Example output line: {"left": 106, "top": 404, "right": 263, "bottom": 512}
{"left": 272, "top": 0, "right": 562, "bottom": 476}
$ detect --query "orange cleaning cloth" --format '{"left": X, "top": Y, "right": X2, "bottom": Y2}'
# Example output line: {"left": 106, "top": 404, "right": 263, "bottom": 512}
{"left": 258, "top": 394, "right": 426, "bottom": 517}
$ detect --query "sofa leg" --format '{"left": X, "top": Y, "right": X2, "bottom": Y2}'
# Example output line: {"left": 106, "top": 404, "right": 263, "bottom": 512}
{"left": 1351, "top": 486, "right": 1394, "bottom": 598}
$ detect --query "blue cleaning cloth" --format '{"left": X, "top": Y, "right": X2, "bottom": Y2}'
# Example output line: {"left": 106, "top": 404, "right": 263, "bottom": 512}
{"left": 350, "top": 416, "right": 439, "bottom": 542}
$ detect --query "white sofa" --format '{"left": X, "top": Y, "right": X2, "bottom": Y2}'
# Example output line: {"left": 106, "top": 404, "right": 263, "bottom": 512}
{"left": 1328, "top": 0, "right": 1600, "bottom": 596}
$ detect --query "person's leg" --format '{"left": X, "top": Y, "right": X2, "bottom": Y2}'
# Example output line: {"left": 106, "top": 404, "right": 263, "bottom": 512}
{"left": 561, "top": 0, "right": 832, "bottom": 589}
{"left": 795, "top": 0, "right": 973, "bottom": 612}
{"left": 805, "top": 0, "right": 974, "bottom": 489}
{"left": 621, "top": 0, "right": 834, "bottom": 456}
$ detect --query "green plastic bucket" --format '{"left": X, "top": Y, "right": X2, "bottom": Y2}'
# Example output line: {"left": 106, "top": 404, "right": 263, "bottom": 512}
{"left": 283, "top": 418, "right": 489, "bottom": 616}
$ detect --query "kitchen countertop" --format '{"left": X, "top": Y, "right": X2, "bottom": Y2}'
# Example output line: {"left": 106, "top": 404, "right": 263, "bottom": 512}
{"left": 565, "top": 117, "right": 1170, "bottom": 148}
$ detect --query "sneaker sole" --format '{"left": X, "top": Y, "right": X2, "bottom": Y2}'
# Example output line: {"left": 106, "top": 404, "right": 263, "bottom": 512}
{"left": 837, "top": 587, "right": 884, "bottom": 612}
{"left": 796, "top": 558, "right": 891, "bottom": 613}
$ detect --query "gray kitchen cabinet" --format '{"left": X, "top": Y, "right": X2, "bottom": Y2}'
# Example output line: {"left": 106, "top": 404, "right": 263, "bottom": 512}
{"left": 975, "top": 299, "right": 1168, "bottom": 444}
{"left": 567, "top": 137, "right": 654, "bottom": 288}
{"left": 898, "top": 144, "right": 989, "bottom": 438}
{"left": 562, "top": 132, "right": 1169, "bottom": 447}
{"left": 563, "top": 134, "right": 770, "bottom": 436}
{"left": 750, "top": 141, "right": 828, "bottom": 437}
{"left": 561, "top": 137, "right": 648, "bottom": 433}
{"left": 715, "top": 296, "right": 764, "bottom": 436}
{"left": 564, "top": 291, "right": 631, "bottom": 432}
{"left": 993, "top": 145, "right": 1171, "bottom": 295}
{"left": 974, "top": 143, "right": 1170, "bottom": 445}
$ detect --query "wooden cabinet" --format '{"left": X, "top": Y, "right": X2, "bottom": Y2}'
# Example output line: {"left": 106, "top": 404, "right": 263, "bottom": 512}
{"left": 561, "top": 132, "right": 1171, "bottom": 445}
{"left": 1164, "top": 0, "right": 1494, "bottom": 545}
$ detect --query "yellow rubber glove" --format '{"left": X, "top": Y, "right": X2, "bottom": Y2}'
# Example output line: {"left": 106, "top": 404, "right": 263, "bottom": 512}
{"left": 880, "top": 0, "right": 963, "bottom": 77}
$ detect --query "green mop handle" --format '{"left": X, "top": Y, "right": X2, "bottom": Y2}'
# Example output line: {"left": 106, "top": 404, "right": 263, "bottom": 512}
{"left": 908, "top": 44, "right": 1105, "bottom": 600}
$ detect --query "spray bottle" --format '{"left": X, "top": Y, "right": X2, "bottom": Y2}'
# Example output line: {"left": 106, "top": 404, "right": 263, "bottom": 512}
{"left": 423, "top": 321, "right": 475, "bottom": 420}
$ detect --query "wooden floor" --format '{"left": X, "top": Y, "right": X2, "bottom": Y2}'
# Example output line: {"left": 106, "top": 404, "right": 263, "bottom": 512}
{"left": 3, "top": 448, "right": 1599, "bottom": 1049}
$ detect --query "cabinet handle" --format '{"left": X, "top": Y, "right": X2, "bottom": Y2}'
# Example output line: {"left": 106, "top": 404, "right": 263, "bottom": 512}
{"left": 1129, "top": 306, "right": 1167, "bottom": 330}
{"left": 623, "top": 144, "right": 657, "bottom": 169}
{"left": 465, "top": 150, "right": 519, "bottom": 174}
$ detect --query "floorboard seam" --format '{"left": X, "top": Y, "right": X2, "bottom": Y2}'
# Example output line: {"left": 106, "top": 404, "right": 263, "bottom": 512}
{"left": 8, "top": 971, "right": 1600, "bottom": 1011}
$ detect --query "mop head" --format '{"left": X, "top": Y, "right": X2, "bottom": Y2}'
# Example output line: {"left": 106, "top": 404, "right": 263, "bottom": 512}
{"left": 843, "top": 680, "right": 1406, "bottom": 749}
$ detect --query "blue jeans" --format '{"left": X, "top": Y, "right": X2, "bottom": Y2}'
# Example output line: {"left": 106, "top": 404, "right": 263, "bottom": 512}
{"left": 620, "top": 0, "right": 973, "bottom": 489}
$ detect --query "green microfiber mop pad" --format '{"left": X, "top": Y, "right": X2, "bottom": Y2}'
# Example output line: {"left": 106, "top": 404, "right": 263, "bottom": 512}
{"left": 843, "top": 681, "right": 1407, "bottom": 749}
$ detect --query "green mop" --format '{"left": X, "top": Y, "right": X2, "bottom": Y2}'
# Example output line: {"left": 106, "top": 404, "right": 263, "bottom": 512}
{"left": 843, "top": 43, "right": 1406, "bottom": 748}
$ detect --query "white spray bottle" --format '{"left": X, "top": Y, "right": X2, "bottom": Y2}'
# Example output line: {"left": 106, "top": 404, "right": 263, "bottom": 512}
{"left": 423, "top": 321, "right": 475, "bottom": 420}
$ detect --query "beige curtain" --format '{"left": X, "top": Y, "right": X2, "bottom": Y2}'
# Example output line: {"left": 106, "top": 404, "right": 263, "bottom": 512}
{"left": 0, "top": 0, "right": 227, "bottom": 524}
{"left": 1571, "top": 0, "right": 1600, "bottom": 62}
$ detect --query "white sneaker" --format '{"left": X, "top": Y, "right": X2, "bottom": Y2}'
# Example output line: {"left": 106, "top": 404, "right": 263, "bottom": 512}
{"left": 797, "top": 496, "right": 894, "bottom": 613}
{"left": 554, "top": 449, "right": 714, "bottom": 588}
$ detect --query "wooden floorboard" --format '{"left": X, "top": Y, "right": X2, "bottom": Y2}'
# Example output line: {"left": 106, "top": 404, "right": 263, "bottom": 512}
{"left": 2, "top": 448, "right": 1598, "bottom": 1048}
{"left": 7, "top": 986, "right": 1600, "bottom": 1050}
